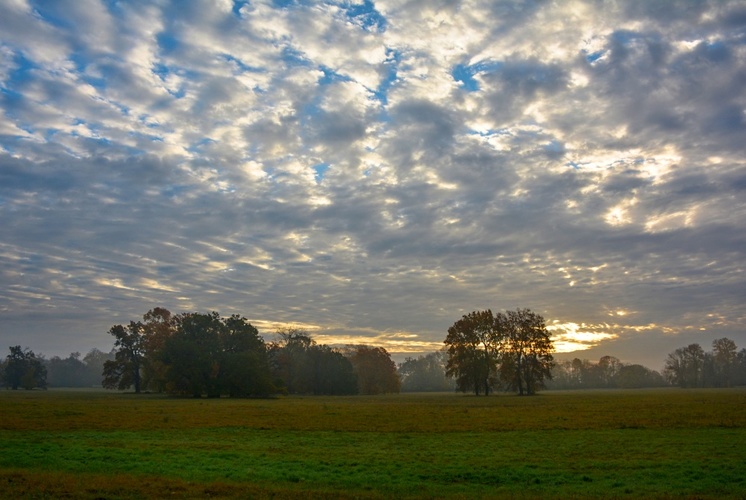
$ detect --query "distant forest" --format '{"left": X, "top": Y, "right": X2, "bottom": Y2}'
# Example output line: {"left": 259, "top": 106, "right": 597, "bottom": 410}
{"left": 3, "top": 307, "right": 745, "bottom": 394}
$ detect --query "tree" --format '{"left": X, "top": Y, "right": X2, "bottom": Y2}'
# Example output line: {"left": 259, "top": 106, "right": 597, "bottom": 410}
{"left": 497, "top": 309, "right": 555, "bottom": 396}
{"left": 268, "top": 329, "right": 317, "bottom": 394}
{"left": 268, "top": 330, "right": 358, "bottom": 395}
{"left": 101, "top": 308, "right": 175, "bottom": 393}
{"left": 218, "top": 314, "right": 274, "bottom": 397}
{"left": 617, "top": 364, "right": 665, "bottom": 389}
{"left": 46, "top": 352, "right": 100, "bottom": 388}
{"left": 711, "top": 337, "right": 738, "bottom": 387}
{"left": 547, "top": 360, "right": 576, "bottom": 389}
{"left": 347, "top": 346, "right": 400, "bottom": 395}
{"left": 444, "top": 310, "right": 498, "bottom": 395}
{"left": 398, "top": 351, "right": 455, "bottom": 392}
{"left": 308, "top": 344, "right": 358, "bottom": 395}
{"left": 664, "top": 343, "right": 705, "bottom": 388}
{"left": 162, "top": 312, "right": 226, "bottom": 397}
{"left": 737, "top": 348, "right": 746, "bottom": 386}
{"left": 102, "top": 321, "right": 146, "bottom": 393}
{"left": 597, "top": 355, "right": 623, "bottom": 388}
{"left": 83, "top": 348, "right": 115, "bottom": 387}
{"left": 4, "top": 346, "right": 47, "bottom": 390}
{"left": 140, "top": 307, "right": 175, "bottom": 392}
{"left": 160, "top": 312, "right": 274, "bottom": 397}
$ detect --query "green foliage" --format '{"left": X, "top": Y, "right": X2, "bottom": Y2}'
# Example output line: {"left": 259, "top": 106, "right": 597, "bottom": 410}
{"left": 1, "top": 389, "right": 745, "bottom": 498}
{"left": 103, "top": 322, "right": 146, "bottom": 393}
{"left": 101, "top": 309, "right": 274, "bottom": 398}
{"left": 3, "top": 346, "right": 46, "bottom": 390}
{"left": 140, "top": 307, "right": 175, "bottom": 392}
{"left": 268, "top": 329, "right": 358, "bottom": 395}
{"left": 160, "top": 312, "right": 274, "bottom": 398}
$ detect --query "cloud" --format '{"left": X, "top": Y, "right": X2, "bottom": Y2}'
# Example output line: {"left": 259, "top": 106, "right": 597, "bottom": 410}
{"left": 1, "top": 0, "right": 745, "bottom": 365}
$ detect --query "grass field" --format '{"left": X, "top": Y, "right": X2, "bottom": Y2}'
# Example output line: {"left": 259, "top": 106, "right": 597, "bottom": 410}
{"left": 1, "top": 388, "right": 745, "bottom": 498}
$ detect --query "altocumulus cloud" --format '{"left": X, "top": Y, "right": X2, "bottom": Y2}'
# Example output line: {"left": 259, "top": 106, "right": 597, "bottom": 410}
{"left": 1, "top": 0, "right": 745, "bottom": 368}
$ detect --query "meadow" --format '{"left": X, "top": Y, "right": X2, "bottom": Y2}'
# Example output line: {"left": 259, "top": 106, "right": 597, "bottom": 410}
{"left": 1, "top": 388, "right": 745, "bottom": 498}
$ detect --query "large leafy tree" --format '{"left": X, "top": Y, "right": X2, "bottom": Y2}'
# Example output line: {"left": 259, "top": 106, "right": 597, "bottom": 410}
{"left": 268, "top": 329, "right": 316, "bottom": 394}
{"left": 597, "top": 355, "right": 623, "bottom": 388}
{"left": 268, "top": 330, "right": 357, "bottom": 395}
{"left": 498, "top": 309, "right": 555, "bottom": 396}
{"left": 103, "top": 321, "right": 146, "bottom": 393}
{"left": 347, "top": 346, "right": 400, "bottom": 395}
{"left": 162, "top": 312, "right": 226, "bottom": 398}
{"left": 160, "top": 312, "right": 274, "bottom": 397}
{"left": 444, "top": 308, "right": 555, "bottom": 396}
{"left": 140, "top": 307, "right": 176, "bottom": 392}
{"left": 444, "top": 310, "right": 499, "bottom": 395}
{"left": 711, "top": 337, "right": 738, "bottom": 387}
{"left": 308, "top": 344, "right": 358, "bottom": 395}
{"left": 102, "top": 308, "right": 174, "bottom": 393}
{"left": 219, "top": 314, "right": 274, "bottom": 397}
{"left": 664, "top": 343, "right": 705, "bottom": 388}
{"left": 3, "top": 346, "right": 47, "bottom": 390}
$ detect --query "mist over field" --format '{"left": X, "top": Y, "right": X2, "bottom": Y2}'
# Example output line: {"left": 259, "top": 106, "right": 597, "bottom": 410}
{"left": 1, "top": 1, "right": 745, "bottom": 369}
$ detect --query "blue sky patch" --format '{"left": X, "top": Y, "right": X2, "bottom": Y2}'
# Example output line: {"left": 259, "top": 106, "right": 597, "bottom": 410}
{"left": 313, "top": 163, "right": 330, "bottom": 183}
{"left": 344, "top": 0, "right": 387, "bottom": 32}
{"left": 156, "top": 32, "right": 180, "bottom": 54}
{"left": 452, "top": 64, "right": 479, "bottom": 92}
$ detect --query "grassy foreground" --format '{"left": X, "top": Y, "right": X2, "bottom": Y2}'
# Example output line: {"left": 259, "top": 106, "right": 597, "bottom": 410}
{"left": 1, "top": 389, "right": 745, "bottom": 498}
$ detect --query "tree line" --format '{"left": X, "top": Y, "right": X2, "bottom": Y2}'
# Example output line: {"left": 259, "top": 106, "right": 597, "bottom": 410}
{"left": 547, "top": 356, "right": 666, "bottom": 390}
{"left": 663, "top": 338, "right": 746, "bottom": 388}
{"left": 0, "top": 308, "right": 400, "bottom": 397}
{"left": 3, "top": 306, "right": 744, "bottom": 394}
{"left": 99, "top": 308, "right": 401, "bottom": 397}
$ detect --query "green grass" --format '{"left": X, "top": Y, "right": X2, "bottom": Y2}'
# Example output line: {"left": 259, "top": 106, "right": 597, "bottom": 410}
{"left": 1, "top": 389, "right": 745, "bottom": 498}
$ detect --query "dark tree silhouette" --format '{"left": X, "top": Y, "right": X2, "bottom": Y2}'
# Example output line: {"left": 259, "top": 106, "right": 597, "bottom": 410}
{"left": 347, "top": 346, "right": 400, "bottom": 395}
{"left": 444, "top": 310, "right": 498, "bottom": 395}
{"left": 664, "top": 343, "right": 705, "bottom": 388}
{"left": 4, "top": 346, "right": 47, "bottom": 390}
{"left": 103, "top": 321, "right": 146, "bottom": 393}
{"left": 268, "top": 329, "right": 358, "bottom": 395}
{"left": 159, "top": 312, "right": 274, "bottom": 397}
{"left": 444, "top": 308, "right": 555, "bottom": 395}
{"left": 497, "top": 309, "right": 555, "bottom": 396}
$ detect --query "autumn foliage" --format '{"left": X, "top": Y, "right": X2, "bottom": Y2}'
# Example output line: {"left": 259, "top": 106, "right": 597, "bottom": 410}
{"left": 445, "top": 308, "right": 555, "bottom": 395}
{"left": 101, "top": 309, "right": 400, "bottom": 397}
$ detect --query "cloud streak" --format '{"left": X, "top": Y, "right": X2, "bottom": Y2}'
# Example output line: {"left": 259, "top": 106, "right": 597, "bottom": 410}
{"left": 1, "top": 0, "right": 745, "bottom": 368}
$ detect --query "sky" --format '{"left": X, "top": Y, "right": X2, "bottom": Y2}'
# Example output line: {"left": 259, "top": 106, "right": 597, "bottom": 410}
{"left": 1, "top": 0, "right": 745, "bottom": 370}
